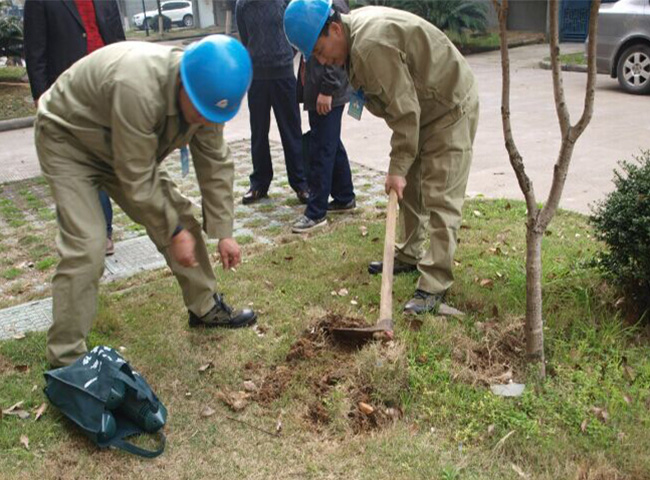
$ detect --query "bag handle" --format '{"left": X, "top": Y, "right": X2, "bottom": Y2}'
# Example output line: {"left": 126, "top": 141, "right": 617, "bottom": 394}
{"left": 113, "top": 370, "right": 157, "bottom": 405}
{"left": 108, "top": 432, "right": 166, "bottom": 459}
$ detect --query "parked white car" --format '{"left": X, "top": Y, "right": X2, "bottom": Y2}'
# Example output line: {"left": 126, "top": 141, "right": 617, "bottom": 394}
{"left": 133, "top": 1, "right": 194, "bottom": 30}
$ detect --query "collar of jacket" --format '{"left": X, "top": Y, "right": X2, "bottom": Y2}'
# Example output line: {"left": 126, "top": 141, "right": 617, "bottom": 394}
{"left": 166, "top": 51, "right": 183, "bottom": 117}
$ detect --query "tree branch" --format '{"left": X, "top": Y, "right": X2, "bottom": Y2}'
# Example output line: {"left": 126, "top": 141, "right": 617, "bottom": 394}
{"left": 549, "top": 0, "right": 571, "bottom": 137}
{"left": 573, "top": 0, "right": 601, "bottom": 137}
{"left": 492, "top": 0, "right": 538, "bottom": 217}
{"left": 540, "top": 0, "right": 601, "bottom": 229}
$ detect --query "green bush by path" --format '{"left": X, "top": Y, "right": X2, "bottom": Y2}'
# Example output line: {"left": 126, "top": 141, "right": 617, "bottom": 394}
{"left": 591, "top": 150, "right": 650, "bottom": 317}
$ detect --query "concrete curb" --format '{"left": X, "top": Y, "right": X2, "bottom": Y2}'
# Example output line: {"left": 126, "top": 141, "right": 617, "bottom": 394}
{"left": 0, "top": 115, "right": 34, "bottom": 132}
{"left": 538, "top": 60, "right": 588, "bottom": 73}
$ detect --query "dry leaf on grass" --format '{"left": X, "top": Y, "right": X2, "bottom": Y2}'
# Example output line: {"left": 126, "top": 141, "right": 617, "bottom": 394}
{"left": 479, "top": 279, "right": 494, "bottom": 288}
{"left": 359, "top": 226, "right": 368, "bottom": 237}
{"left": 14, "top": 365, "right": 29, "bottom": 373}
{"left": 13, "top": 333, "right": 26, "bottom": 340}
{"left": 217, "top": 391, "right": 250, "bottom": 412}
{"left": 198, "top": 361, "right": 214, "bottom": 373}
{"left": 510, "top": 463, "right": 529, "bottom": 479}
{"left": 20, "top": 435, "right": 29, "bottom": 450}
{"left": 200, "top": 406, "right": 216, "bottom": 418}
{"left": 243, "top": 381, "right": 257, "bottom": 393}
{"left": 337, "top": 288, "right": 349, "bottom": 297}
{"left": 623, "top": 394, "right": 632, "bottom": 404}
{"left": 358, "top": 402, "right": 374, "bottom": 415}
{"left": 34, "top": 403, "right": 47, "bottom": 421}
{"left": 591, "top": 406, "right": 609, "bottom": 423}
{"left": 3, "top": 401, "right": 30, "bottom": 420}
{"left": 580, "top": 419, "right": 589, "bottom": 433}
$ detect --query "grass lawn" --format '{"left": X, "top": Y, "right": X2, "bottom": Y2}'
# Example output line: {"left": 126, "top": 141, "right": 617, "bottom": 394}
{"left": 1, "top": 199, "right": 648, "bottom": 479}
{"left": 0, "top": 83, "right": 35, "bottom": 121}
{"left": 544, "top": 52, "right": 588, "bottom": 67}
{"left": 0, "top": 66, "right": 27, "bottom": 83}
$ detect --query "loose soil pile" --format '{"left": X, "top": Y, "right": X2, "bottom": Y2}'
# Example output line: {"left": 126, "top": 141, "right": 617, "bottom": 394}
{"left": 251, "top": 314, "right": 403, "bottom": 434}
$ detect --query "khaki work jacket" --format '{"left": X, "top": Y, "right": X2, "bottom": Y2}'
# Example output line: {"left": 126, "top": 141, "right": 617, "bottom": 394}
{"left": 36, "top": 41, "right": 234, "bottom": 247}
{"left": 342, "top": 8, "right": 477, "bottom": 177}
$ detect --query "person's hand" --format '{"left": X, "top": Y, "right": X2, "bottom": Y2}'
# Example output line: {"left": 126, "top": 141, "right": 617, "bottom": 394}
{"left": 218, "top": 237, "right": 241, "bottom": 270}
{"left": 316, "top": 94, "right": 333, "bottom": 116}
{"left": 385, "top": 174, "right": 407, "bottom": 200}
{"left": 170, "top": 229, "right": 198, "bottom": 268}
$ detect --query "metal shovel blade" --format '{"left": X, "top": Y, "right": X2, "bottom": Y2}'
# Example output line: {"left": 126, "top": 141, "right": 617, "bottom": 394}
{"left": 330, "top": 319, "right": 394, "bottom": 344}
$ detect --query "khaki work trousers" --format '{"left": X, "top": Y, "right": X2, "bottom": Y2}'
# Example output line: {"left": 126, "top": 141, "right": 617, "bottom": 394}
{"left": 35, "top": 120, "right": 217, "bottom": 367}
{"left": 395, "top": 88, "right": 479, "bottom": 295}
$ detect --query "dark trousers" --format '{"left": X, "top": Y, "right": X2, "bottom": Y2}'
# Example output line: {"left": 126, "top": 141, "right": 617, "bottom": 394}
{"left": 247, "top": 77, "right": 307, "bottom": 193}
{"left": 305, "top": 105, "right": 355, "bottom": 220}
{"left": 99, "top": 189, "right": 112, "bottom": 237}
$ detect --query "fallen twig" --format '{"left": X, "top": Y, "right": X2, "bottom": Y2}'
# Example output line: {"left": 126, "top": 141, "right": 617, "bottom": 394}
{"left": 224, "top": 415, "right": 281, "bottom": 438}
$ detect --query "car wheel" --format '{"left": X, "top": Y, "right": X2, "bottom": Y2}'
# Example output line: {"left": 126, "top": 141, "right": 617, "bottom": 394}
{"left": 183, "top": 14, "right": 194, "bottom": 28}
{"left": 616, "top": 44, "right": 650, "bottom": 95}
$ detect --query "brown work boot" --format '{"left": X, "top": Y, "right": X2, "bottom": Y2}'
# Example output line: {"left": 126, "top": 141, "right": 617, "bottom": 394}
{"left": 403, "top": 289, "right": 446, "bottom": 315}
{"left": 188, "top": 293, "right": 256, "bottom": 328}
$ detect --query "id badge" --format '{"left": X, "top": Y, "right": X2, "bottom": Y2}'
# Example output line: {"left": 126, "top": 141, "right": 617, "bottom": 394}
{"left": 348, "top": 89, "right": 365, "bottom": 121}
{"left": 180, "top": 145, "right": 190, "bottom": 178}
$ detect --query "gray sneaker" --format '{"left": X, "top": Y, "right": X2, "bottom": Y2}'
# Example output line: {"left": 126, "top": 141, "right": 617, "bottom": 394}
{"left": 292, "top": 215, "right": 327, "bottom": 233}
{"left": 403, "top": 289, "right": 446, "bottom": 315}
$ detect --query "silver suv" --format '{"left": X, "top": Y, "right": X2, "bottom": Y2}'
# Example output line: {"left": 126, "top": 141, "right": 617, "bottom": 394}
{"left": 596, "top": 0, "right": 650, "bottom": 94}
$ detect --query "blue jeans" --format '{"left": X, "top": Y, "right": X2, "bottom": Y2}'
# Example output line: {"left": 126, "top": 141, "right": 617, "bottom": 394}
{"left": 99, "top": 189, "right": 112, "bottom": 237}
{"left": 305, "top": 105, "right": 355, "bottom": 220}
{"left": 247, "top": 77, "right": 308, "bottom": 193}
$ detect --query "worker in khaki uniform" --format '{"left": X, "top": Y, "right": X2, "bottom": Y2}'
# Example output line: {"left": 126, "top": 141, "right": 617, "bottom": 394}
{"left": 36, "top": 36, "right": 257, "bottom": 367}
{"left": 285, "top": 0, "right": 479, "bottom": 315}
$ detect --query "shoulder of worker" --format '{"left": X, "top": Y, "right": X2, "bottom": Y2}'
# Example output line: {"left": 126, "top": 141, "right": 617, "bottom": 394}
{"left": 348, "top": 6, "right": 446, "bottom": 55}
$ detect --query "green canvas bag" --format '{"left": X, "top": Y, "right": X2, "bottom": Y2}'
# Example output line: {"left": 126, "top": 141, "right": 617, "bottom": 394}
{"left": 44, "top": 346, "right": 167, "bottom": 458}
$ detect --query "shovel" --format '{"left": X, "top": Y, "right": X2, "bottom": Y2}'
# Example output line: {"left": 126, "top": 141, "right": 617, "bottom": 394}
{"left": 331, "top": 189, "right": 399, "bottom": 343}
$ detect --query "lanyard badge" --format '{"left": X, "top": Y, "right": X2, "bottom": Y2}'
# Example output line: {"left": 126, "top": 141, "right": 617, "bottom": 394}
{"left": 348, "top": 89, "right": 365, "bottom": 121}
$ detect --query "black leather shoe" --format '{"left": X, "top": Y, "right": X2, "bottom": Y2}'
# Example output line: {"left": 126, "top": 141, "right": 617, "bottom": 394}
{"left": 328, "top": 198, "right": 356, "bottom": 212}
{"left": 242, "top": 189, "right": 268, "bottom": 205}
{"left": 403, "top": 289, "right": 445, "bottom": 315}
{"left": 189, "top": 293, "right": 257, "bottom": 328}
{"left": 296, "top": 190, "right": 310, "bottom": 204}
{"left": 368, "top": 258, "right": 418, "bottom": 275}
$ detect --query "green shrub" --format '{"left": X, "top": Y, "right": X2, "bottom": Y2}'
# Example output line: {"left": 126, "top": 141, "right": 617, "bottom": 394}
{"left": 590, "top": 151, "right": 650, "bottom": 316}
{"left": 349, "top": 0, "right": 488, "bottom": 34}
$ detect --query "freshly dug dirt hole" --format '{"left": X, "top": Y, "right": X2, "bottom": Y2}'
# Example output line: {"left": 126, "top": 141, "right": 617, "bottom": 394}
{"left": 254, "top": 314, "right": 404, "bottom": 434}
{"left": 255, "top": 365, "right": 293, "bottom": 405}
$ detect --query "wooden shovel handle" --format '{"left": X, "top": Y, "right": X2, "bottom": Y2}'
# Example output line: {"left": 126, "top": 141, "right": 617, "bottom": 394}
{"left": 379, "top": 190, "right": 399, "bottom": 323}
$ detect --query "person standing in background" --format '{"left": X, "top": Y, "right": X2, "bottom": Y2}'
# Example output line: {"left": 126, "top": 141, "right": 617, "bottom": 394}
{"left": 24, "top": 0, "right": 125, "bottom": 255}
{"left": 292, "top": 0, "right": 355, "bottom": 233}
{"left": 236, "top": 0, "right": 310, "bottom": 206}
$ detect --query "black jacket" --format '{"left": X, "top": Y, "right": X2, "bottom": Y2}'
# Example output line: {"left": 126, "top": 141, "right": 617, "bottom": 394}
{"left": 297, "top": 0, "right": 352, "bottom": 111}
{"left": 236, "top": 0, "right": 295, "bottom": 80}
{"left": 24, "top": 0, "right": 125, "bottom": 100}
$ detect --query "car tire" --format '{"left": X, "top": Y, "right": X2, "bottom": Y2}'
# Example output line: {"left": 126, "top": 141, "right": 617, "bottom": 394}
{"left": 183, "top": 14, "right": 194, "bottom": 28}
{"left": 616, "top": 44, "right": 650, "bottom": 95}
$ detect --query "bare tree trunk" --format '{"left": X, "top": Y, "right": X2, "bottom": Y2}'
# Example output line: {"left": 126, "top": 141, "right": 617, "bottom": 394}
{"left": 525, "top": 225, "right": 545, "bottom": 375}
{"left": 491, "top": 0, "right": 601, "bottom": 379}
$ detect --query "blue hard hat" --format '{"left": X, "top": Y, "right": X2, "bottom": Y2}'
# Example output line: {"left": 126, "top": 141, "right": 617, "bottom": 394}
{"left": 181, "top": 35, "right": 252, "bottom": 124}
{"left": 284, "top": 0, "right": 333, "bottom": 60}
